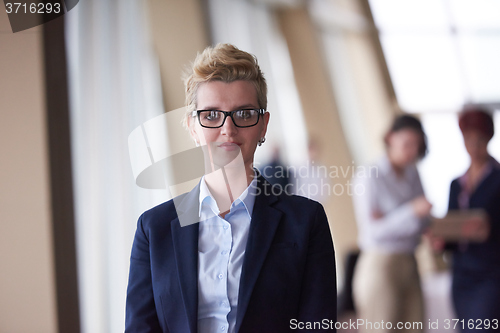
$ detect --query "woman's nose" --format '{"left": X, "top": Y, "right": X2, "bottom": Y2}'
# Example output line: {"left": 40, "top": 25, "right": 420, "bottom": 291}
{"left": 221, "top": 115, "right": 238, "bottom": 136}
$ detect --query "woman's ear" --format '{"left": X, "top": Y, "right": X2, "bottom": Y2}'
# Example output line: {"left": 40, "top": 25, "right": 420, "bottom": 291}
{"left": 384, "top": 131, "right": 392, "bottom": 149}
{"left": 187, "top": 116, "right": 200, "bottom": 145}
{"left": 260, "top": 112, "right": 270, "bottom": 139}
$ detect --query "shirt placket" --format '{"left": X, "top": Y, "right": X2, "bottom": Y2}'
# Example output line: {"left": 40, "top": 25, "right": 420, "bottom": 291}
{"left": 216, "top": 217, "right": 232, "bottom": 332}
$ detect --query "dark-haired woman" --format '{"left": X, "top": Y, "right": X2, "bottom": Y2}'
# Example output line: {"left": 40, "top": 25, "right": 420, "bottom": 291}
{"left": 448, "top": 109, "right": 500, "bottom": 332}
{"left": 352, "top": 115, "right": 431, "bottom": 333}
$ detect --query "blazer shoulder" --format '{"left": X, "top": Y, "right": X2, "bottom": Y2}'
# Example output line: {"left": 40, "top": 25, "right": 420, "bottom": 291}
{"left": 274, "top": 193, "right": 325, "bottom": 216}
{"left": 139, "top": 192, "right": 190, "bottom": 228}
{"left": 283, "top": 193, "right": 322, "bottom": 206}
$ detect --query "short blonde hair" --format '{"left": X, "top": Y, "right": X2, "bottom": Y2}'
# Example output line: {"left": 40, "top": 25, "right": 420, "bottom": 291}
{"left": 183, "top": 43, "right": 267, "bottom": 128}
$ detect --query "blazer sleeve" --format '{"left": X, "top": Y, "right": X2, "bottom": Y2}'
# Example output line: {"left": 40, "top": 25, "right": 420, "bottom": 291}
{"left": 297, "top": 203, "right": 337, "bottom": 329}
{"left": 125, "top": 214, "right": 165, "bottom": 333}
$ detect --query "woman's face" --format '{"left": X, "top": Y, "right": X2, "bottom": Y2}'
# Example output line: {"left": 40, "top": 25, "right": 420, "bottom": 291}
{"left": 463, "top": 130, "right": 489, "bottom": 162}
{"left": 387, "top": 129, "right": 422, "bottom": 168}
{"left": 189, "top": 80, "right": 269, "bottom": 169}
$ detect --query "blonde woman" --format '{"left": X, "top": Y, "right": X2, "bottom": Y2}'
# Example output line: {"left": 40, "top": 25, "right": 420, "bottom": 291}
{"left": 125, "top": 44, "right": 337, "bottom": 333}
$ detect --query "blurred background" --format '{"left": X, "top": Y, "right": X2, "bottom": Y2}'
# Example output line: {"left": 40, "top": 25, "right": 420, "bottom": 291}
{"left": 1, "top": 0, "right": 499, "bottom": 332}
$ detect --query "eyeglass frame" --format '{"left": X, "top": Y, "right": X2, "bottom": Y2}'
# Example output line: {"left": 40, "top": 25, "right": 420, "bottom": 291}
{"left": 191, "top": 108, "right": 267, "bottom": 128}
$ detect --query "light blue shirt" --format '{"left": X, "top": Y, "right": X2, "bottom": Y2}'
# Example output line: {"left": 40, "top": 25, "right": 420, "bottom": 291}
{"left": 197, "top": 175, "right": 257, "bottom": 333}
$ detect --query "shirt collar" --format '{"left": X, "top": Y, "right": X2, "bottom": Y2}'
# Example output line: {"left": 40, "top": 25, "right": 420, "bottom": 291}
{"left": 198, "top": 171, "right": 258, "bottom": 219}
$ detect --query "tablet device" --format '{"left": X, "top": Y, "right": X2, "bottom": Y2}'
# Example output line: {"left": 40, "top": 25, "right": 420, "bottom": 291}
{"left": 430, "top": 209, "right": 489, "bottom": 242}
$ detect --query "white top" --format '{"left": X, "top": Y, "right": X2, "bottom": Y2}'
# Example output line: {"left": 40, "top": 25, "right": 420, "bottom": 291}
{"left": 197, "top": 175, "right": 257, "bottom": 333}
{"left": 352, "top": 155, "right": 429, "bottom": 254}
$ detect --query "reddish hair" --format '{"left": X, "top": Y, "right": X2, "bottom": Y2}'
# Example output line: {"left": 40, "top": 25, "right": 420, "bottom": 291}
{"left": 458, "top": 108, "right": 494, "bottom": 141}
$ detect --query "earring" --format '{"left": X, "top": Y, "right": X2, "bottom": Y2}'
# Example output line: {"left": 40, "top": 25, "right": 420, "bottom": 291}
{"left": 258, "top": 137, "right": 266, "bottom": 146}
{"left": 195, "top": 141, "right": 200, "bottom": 147}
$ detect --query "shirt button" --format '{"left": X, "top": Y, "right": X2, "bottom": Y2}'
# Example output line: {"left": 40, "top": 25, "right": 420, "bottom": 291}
{"left": 218, "top": 273, "right": 223, "bottom": 280}
{"left": 221, "top": 250, "right": 228, "bottom": 255}
{"left": 223, "top": 225, "right": 229, "bottom": 230}
{"left": 221, "top": 326, "right": 226, "bottom": 331}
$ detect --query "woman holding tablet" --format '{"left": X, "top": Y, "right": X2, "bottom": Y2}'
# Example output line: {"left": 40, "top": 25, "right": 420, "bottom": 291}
{"left": 447, "top": 109, "right": 500, "bottom": 332}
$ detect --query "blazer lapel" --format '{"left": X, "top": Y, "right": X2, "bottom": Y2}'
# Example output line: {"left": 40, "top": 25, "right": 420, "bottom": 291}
{"left": 235, "top": 175, "right": 283, "bottom": 332}
{"left": 170, "top": 184, "right": 201, "bottom": 333}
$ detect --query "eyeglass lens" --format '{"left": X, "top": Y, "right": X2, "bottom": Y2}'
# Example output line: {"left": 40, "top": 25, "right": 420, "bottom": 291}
{"left": 198, "top": 110, "right": 260, "bottom": 128}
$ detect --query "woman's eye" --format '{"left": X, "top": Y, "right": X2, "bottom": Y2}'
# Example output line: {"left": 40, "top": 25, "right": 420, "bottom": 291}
{"left": 236, "top": 110, "right": 252, "bottom": 119}
{"left": 205, "top": 111, "right": 220, "bottom": 120}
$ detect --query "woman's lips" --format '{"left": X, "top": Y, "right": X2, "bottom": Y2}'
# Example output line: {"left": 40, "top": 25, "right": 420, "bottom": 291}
{"left": 218, "top": 142, "right": 241, "bottom": 151}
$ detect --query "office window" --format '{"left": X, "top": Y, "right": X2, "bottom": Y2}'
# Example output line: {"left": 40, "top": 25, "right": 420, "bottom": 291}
{"left": 369, "top": 0, "right": 500, "bottom": 112}
{"left": 369, "top": 0, "right": 500, "bottom": 217}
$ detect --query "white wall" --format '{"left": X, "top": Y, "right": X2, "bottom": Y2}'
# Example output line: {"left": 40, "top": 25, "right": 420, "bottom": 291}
{"left": 0, "top": 10, "right": 57, "bottom": 333}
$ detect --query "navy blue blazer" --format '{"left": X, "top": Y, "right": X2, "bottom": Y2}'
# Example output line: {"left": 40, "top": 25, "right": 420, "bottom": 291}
{"left": 448, "top": 161, "right": 500, "bottom": 328}
{"left": 125, "top": 174, "right": 337, "bottom": 333}
{"left": 448, "top": 164, "right": 500, "bottom": 275}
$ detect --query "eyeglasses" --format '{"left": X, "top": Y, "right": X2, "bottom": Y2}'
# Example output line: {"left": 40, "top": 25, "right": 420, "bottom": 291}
{"left": 192, "top": 109, "right": 266, "bottom": 128}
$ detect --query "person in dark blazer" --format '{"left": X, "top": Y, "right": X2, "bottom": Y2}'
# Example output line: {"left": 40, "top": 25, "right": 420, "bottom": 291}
{"left": 125, "top": 43, "right": 337, "bottom": 333}
{"left": 447, "top": 108, "right": 500, "bottom": 332}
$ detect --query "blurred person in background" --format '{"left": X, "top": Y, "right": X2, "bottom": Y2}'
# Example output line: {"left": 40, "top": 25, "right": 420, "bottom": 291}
{"left": 125, "top": 43, "right": 337, "bottom": 333}
{"left": 446, "top": 109, "right": 500, "bottom": 332}
{"left": 261, "top": 145, "right": 291, "bottom": 191}
{"left": 352, "top": 115, "right": 431, "bottom": 333}
{"left": 291, "top": 137, "right": 330, "bottom": 204}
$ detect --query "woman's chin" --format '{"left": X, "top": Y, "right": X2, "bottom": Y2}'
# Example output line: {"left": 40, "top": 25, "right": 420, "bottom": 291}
{"left": 212, "top": 147, "right": 243, "bottom": 168}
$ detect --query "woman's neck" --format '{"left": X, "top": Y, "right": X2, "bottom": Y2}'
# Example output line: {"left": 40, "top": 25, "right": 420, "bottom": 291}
{"left": 387, "top": 154, "right": 406, "bottom": 177}
{"left": 466, "top": 155, "right": 490, "bottom": 191}
{"left": 203, "top": 162, "right": 254, "bottom": 216}
{"left": 470, "top": 155, "right": 490, "bottom": 171}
